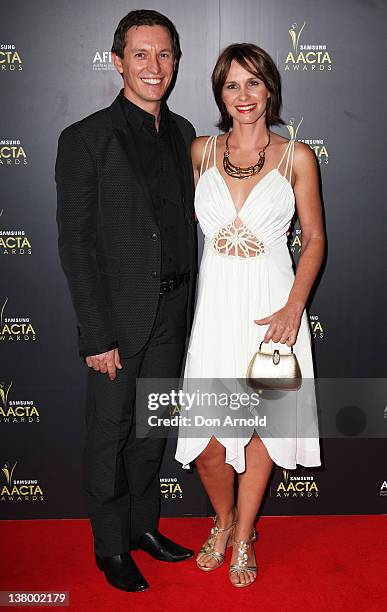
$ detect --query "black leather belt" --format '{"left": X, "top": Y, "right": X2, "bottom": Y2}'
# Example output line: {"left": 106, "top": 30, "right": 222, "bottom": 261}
{"left": 160, "top": 272, "right": 190, "bottom": 294}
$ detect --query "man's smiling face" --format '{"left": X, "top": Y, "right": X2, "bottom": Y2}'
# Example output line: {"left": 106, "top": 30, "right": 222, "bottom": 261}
{"left": 113, "top": 24, "right": 175, "bottom": 112}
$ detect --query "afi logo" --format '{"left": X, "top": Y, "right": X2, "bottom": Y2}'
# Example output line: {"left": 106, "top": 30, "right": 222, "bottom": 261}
{"left": 93, "top": 51, "right": 112, "bottom": 63}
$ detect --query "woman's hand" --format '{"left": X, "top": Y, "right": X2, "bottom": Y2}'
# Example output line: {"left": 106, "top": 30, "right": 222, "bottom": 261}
{"left": 254, "top": 302, "right": 304, "bottom": 347}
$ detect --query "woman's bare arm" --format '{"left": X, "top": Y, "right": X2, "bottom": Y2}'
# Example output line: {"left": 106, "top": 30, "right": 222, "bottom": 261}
{"left": 255, "top": 142, "right": 325, "bottom": 346}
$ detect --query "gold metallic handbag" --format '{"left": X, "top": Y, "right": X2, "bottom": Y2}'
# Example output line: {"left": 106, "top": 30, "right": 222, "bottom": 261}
{"left": 246, "top": 341, "right": 302, "bottom": 390}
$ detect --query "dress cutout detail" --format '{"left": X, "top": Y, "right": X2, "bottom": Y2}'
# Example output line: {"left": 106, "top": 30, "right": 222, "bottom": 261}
{"left": 212, "top": 220, "right": 266, "bottom": 258}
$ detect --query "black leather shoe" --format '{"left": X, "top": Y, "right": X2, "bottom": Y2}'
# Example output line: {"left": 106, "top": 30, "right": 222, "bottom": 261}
{"left": 95, "top": 552, "right": 149, "bottom": 592}
{"left": 131, "top": 529, "right": 194, "bottom": 562}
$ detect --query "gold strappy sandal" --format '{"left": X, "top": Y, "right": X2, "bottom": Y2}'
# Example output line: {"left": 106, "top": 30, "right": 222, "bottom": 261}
{"left": 229, "top": 528, "right": 258, "bottom": 587}
{"left": 196, "top": 512, "right": 237, "bottom": 572}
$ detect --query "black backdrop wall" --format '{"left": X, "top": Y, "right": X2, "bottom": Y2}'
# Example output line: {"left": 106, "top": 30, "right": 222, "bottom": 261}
{"left": 1, "top": 0, "right": 386, "bottom": 519}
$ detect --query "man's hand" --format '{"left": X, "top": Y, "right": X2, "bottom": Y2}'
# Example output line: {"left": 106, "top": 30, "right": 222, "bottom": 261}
{"left": 86, "top": 348, "right": 122, "bottom": 380}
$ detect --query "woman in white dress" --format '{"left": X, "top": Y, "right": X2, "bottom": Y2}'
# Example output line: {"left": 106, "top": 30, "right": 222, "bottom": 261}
{"left": 175, "top": 43, "right": 325, "bottom": 587}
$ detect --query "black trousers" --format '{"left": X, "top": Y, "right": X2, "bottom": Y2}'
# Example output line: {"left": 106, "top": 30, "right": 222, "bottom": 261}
{"left": 83, "top": 283, "right": 188, "bottom": 557}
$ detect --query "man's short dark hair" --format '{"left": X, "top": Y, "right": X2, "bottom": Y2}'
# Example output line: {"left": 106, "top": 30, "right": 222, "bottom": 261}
{"left": 111, "top": 9, "right": 181, "bottom": 62}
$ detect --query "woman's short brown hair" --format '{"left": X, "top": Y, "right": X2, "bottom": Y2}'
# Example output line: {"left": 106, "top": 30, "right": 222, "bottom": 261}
{"left": 212, "top": 43, "right": 284, "bottom": 132}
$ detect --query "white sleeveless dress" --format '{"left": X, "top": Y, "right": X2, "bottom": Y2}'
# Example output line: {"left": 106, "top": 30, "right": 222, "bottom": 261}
{"left": 175, "top": 135, "right": 321, "bottom": 473}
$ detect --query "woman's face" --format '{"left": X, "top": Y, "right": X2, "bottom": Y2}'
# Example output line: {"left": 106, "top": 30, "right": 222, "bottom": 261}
{"left": 221, "top": 59, "right": 270, "bottom": 127}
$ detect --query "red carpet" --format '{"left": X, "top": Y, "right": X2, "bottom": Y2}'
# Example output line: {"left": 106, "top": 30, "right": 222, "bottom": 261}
{"left": 1, "top": 516, "right": 386, "bottom": 611}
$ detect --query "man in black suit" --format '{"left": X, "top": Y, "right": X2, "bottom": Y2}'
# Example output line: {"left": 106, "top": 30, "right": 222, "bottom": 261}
{"left": 55, "top": 10, "right": 197, "bottom": 592}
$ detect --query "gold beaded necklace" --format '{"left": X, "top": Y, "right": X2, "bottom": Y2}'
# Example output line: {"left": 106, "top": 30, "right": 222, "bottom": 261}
{"left": 223, "top": 131, "right": 271, "bottom": 180}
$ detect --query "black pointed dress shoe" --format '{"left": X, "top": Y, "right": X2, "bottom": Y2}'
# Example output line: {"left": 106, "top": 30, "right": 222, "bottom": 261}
{"left": 95, "top": 552, "right": 149, "bottom": 592}
{"left": 131, "top": 529, "right": 194, "bottom": 562}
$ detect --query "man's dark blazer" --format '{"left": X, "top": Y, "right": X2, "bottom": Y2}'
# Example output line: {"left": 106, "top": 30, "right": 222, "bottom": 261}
{"left": 55, "top": 91, "right": 197, "bottom": 358}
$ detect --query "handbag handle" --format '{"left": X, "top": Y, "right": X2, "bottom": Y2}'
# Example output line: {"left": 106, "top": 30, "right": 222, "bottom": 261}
{"left": 259, "top": 341, "right": 294, "bottom": 354}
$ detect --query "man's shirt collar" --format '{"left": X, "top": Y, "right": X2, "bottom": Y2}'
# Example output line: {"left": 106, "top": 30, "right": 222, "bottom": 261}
{"left": 119, "top": 90, "right": 169, "bottom": 134}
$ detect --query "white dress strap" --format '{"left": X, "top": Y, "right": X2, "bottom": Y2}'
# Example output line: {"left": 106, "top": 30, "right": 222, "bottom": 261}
{"left": 199, "top": 136, "right": 212, "bottom": 177}
{"left": 286, "top": 139, "right": 296, "bottom": 183}
{"left": 199, "top": 136, "right": 217, "bottom": 177}
{"left": 277, "top": 139, "right": 296, "bottom": 184}
{"left": 276, "top": 139, "right": 292, "bottom": 170}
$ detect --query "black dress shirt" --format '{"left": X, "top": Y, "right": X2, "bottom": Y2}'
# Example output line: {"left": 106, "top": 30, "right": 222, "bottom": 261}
{"left": 120, "top": 93, "right": 189, "bottom": 281}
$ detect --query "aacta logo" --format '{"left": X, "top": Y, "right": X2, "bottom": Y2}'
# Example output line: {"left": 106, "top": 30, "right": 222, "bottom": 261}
{"left": 0, "top": 140, "right": 27, "bottom": 166}
{"left": 299, "top": 137, "right": 329, "bottom": 166}
{"left": 1, "top": 461, "right": 44, "bottom": 501}
{"left": 0, "top": 44, "right": 22, "bottom": 71}
{"left": 0, "top": 222, "right": 32, "bottom": 256}
{"left": 290, "top": 227, "right": 302, "bottom": 255}
{"left": 0, "top": 297, "right": 37, "bottom": 341}
{"left": 0, "top": 381, "right": 40, "bottom": 423}
{"left": 275, "top": 469, "right": 319, "bottom": 498}
{"left": 285, "top": 22, "right": 333, "bottom": 71}
{"left": 286, "top": 116, "right": 303, "bottom": 142}
{"left": 309, "top": 314, "right": 324, "bottom": 340}
{"left": 160, "top": 477, "right": 183, "bottom": 500}
{"left": 0, "top": 231, "right": 32, "bottom": 255}
{"left": 285, "top": 116, "right": 329, "bottom": 167}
